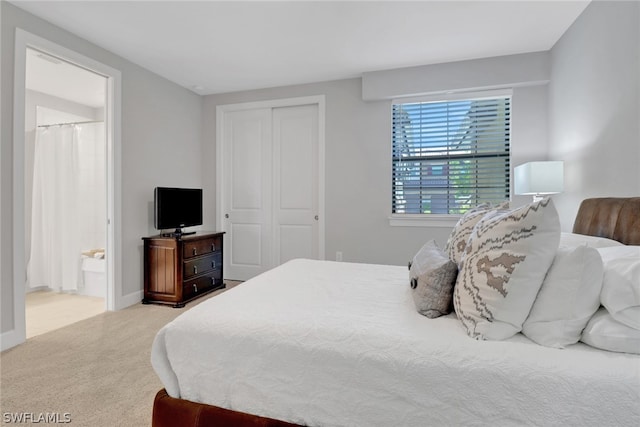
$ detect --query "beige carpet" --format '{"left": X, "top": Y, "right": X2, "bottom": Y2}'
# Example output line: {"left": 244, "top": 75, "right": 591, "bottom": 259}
{"left": 1, "top": 282, "right": 240, "bottom": 427}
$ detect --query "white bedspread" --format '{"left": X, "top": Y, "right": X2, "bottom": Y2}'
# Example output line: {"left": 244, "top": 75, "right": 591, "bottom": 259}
{"left": 152, "top": 259, "right": 640, "bottom": 427}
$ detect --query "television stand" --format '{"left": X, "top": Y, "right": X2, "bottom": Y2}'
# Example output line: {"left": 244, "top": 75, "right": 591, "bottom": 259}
{"left": 142, "top": 231, "right": 226, "bottom": 307}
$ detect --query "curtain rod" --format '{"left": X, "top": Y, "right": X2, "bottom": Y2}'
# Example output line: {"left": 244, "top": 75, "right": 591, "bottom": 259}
{"left": 37, "top": 120, "right": 103, "bottom": 128}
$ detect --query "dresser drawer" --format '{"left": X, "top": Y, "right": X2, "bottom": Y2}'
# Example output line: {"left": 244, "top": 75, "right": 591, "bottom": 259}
{"left": 183, "top": 236, "right": 222, "bottom": 259}
{"left": 183, "top": 252, "right": 222, "bottom": 280}
{"left": 182, "top": 270, "right": 223, "bottom": 300}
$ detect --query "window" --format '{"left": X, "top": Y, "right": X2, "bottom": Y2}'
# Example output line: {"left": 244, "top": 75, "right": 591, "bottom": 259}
{"left": 392, "top": 93, "right": 511, "bottom": 216}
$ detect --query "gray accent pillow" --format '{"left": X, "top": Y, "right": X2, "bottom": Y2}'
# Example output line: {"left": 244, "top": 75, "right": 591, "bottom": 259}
{"left": 409, "top": 240, "right": 458, "bottom": 318}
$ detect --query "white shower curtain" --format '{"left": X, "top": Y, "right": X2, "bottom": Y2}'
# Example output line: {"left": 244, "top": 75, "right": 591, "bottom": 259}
{"left": 28, "top": 123, "right": 106, "bottom": 292}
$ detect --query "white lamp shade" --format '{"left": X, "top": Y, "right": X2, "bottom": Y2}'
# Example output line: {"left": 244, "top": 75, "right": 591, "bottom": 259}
{"left": 514, "top": 161, "right": 564, "bottom": 195}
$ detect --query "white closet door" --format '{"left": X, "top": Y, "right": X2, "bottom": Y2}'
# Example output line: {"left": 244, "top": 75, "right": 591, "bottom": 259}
{"left": 223, "top": 108, "right": 272, "bottom": 280}
{"left": 272, "top": 104, "right": 319, "bottom": 265}
{"left": 221, "top": 102, "right": 321, "bottom": 281}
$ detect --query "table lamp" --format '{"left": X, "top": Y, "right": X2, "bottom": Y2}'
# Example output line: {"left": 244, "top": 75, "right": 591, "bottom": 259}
{"left": 514, "top": 161, "right": 564, "bottom": 202}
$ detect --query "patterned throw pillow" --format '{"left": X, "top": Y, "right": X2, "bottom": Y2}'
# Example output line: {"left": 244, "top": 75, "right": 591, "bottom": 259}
{"left": 409, "top": 240, "right": 458, "bottom": 318}
{"left": 453, "top": 198, "right": 561, "bottom": 340}
{"left": 444, "top": 203, "right": 493, "bottom": 266}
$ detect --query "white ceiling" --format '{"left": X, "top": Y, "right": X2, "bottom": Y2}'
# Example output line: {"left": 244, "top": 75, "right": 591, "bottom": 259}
{"left": 12, "top": 1, "right": 590, "bottom": 96}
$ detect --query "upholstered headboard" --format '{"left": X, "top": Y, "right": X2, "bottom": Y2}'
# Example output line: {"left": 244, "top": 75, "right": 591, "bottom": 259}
{"left": 573, "top": 197, "right": 640, "bottom": 245}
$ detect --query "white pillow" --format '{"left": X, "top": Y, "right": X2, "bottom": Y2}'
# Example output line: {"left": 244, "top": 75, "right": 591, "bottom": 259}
{"left": 453, "top": 198, "right": 561, "bottom": 340}
{"left": 597, "top": 246, "right": 640, "bottom": 330}
{"left": 581, "top": 308, "right": 640, "bottom": 354}
{"left": 522, "top": 246, "right": 603, "bottom": 348}
{"left": 559, "top": 232, "right": 624, "bottom": 249}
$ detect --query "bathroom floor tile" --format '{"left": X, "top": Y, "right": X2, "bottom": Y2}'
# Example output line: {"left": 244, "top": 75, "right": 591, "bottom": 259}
{"left": 26, "top": 291, "right": 105, "bottom": 338}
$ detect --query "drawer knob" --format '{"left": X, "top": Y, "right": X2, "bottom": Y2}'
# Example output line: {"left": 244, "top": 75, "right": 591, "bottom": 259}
{"left": 193, "top": 266, "right": 198, "bottom": 274}
{"left": 211, "top": 261, "right": 216, "bottom": 269}
{"left": 192, "top": 248, "right": 197, "bottom": 256}
{"left": 211, "top": 243, "right": 215, "bottom": 251}
{"left": 210, "top": 277, "right": 214, "bottom": 285}
{"left": 193, "top": 283, "right": 198, "bottom": 292}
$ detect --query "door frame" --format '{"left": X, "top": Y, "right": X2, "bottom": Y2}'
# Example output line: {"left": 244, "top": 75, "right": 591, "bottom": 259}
{"left": 215, "top": 95, "right": 326, "bottom": 277}
{"left": 5, "top": 29, "right": 122, "bottom": 350}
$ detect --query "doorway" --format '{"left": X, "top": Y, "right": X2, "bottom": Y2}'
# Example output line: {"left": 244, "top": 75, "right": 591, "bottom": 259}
{"left": 217, "top": 96, "right": 325, "bottom": 281}
{"left": 24, "top": 47, "right": 108, "bottom": 337}
{"left": 6, "top": 29, "right": 122, "bottom": 351}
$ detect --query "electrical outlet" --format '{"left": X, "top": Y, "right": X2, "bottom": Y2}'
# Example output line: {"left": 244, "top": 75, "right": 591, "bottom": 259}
{"left": 336, "top": 251, "right": 343, "bottom": 262}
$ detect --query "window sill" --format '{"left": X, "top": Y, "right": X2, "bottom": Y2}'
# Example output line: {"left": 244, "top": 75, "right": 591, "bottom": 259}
{"left": 388, "top": 214, "right": 461, "bottom": 228}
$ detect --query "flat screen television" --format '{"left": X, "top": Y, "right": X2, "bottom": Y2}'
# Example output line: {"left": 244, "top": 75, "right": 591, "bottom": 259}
{"left": 154, "top": 187, "right": 202, "bottom": 236}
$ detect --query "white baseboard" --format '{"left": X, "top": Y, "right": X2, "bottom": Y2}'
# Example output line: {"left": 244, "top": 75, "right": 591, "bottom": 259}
{"left": 116, "top": 290, "right": 143, "bottom": 310}
{"left": 1, "top": 329, "right": 24, "bottom": 352}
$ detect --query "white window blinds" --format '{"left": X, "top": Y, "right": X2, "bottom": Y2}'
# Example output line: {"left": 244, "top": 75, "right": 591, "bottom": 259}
{"left": 392, "top": 95, "right": 511, "bottom": 215}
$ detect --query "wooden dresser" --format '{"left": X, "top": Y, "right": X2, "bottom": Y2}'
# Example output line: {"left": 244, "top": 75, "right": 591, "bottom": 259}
{"left": 142, "top": 231, "right": 225, "bottom": 308}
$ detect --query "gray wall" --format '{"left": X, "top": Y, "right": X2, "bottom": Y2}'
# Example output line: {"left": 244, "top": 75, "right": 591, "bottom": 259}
{"left": 548, "top": 0, "right": 640, "bottom": 230}
{"left": 204, "top": 79, "right": 442, "bottom": 266}
{"left": 203, "top": 71, "right": 549, "bottom": 266}
{"left": 362, "top": 51, "right": 550, "bottom": 100}
{"left": 1, "top": 2, "right": 203, "bottom": 334}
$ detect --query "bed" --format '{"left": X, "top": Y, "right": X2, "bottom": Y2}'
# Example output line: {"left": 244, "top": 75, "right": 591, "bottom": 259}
{"left": 151, "top": 197, "right": 640, "bottom": 427}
